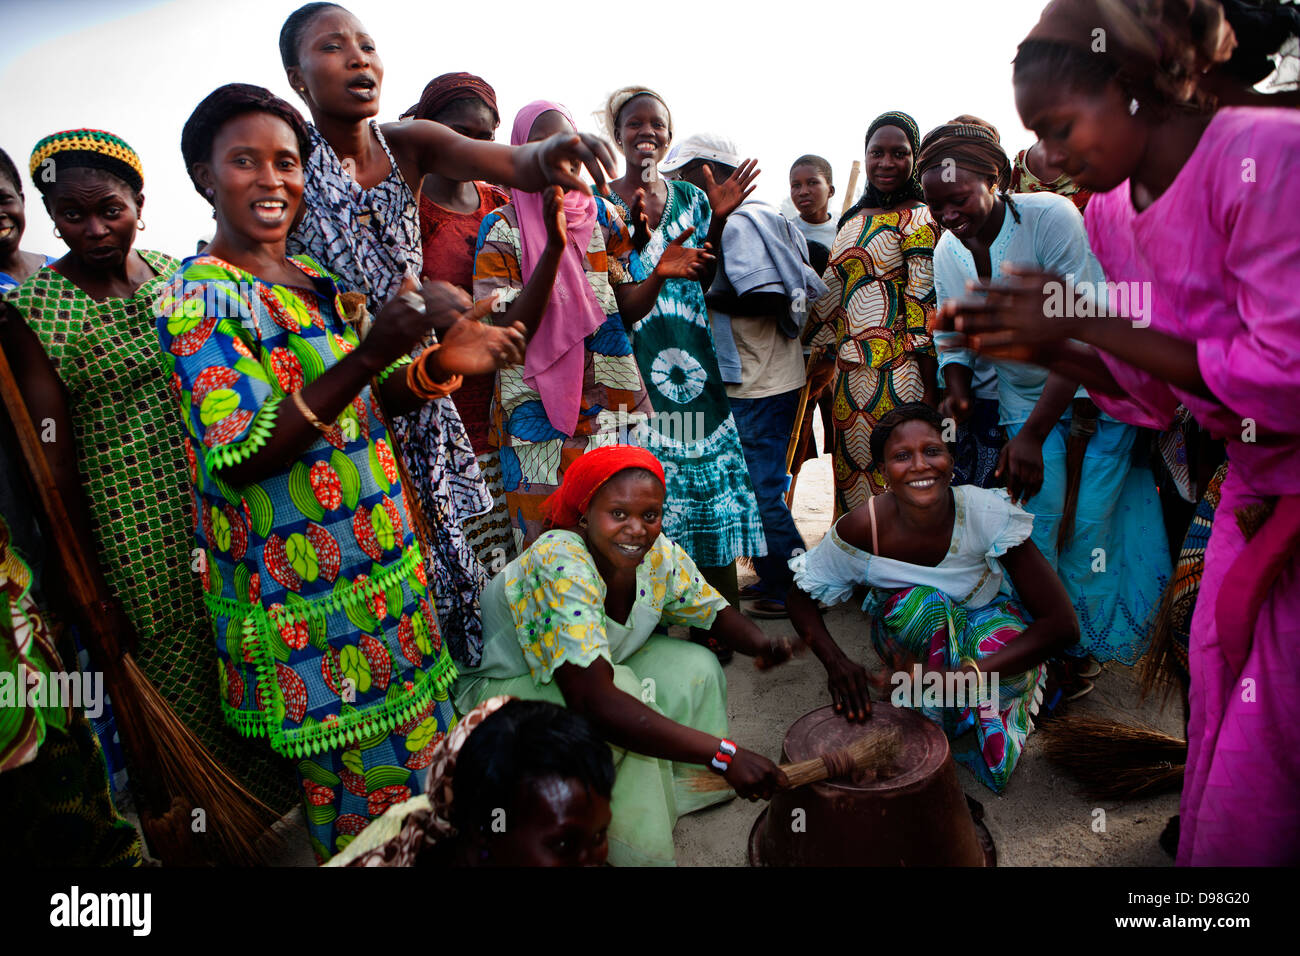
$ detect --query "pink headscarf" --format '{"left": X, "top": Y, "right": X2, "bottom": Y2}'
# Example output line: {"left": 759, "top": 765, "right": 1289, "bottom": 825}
{"left": 509, "top": 100, "right": 605, "bottom": 437}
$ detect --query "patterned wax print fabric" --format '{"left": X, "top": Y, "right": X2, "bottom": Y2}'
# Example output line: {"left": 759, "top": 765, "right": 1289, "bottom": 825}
{"left": 6, "top": 252, "right": 298, "bottom": 813}
{"left": 288, "top": 119, "right": 494, "bottom": 698}
{"left": 1081, "top": 108, "right": 1300, "bottom": 865}
{"left": 871, "top": 586, "right": 1045, "bottom": 792}
{"left": 789, "top": 486, "right": 1043, "bottom": 791}
{"left": 808, "top": 205, "right": 938, "bottom": 512}
{"left": 1009, "top": 148, "right": 1092, "bottom": 214}
{"left": 455, "top": 530, "right": 731, "bottom": 865}
{"left": 418, "top": 183, "right": 511, "bottom": 454}
{"left": 155, "top": 254, "right": 458, "bottom": 862}
{"left": 473, "top": 199, "right": 653, "bottom": 551}
{"left": 609, "top": 182, "right": 765, "bottom": 567}
{"left": 0, "top": 511, "right": 143, "bottom": 866}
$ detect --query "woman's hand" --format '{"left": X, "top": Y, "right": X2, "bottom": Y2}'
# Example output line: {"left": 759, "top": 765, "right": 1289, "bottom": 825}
{"left": 995, "top": 428, "right": 1046, "bottom": 505}
{"left": 651, "top": 228, "right": 714, "bottom": 281}
{"left": 627, "top": 188, "right": 651, "bottom": 251}
{"left": 938, "top": 393, "right": 974, "bottom": 426}
{"left": 700, "top": 158, "right": 760, "bottom": 220}
{"left": 726, "top": 748, "right": 788, "bottom": 801}
{"left": 753, "top": 634, "right": 801, "bottom": 670}
{"left": 543, "top": 185, "right": 567, "bottom": 252}
{"left": 822, "top": 649, "right": 873, "bottom": 722}
{"left": 438, "top": 301, "right": 527, "bottom": 376}
{"left": 364, "top": 281, "right": 468, "bottom": 368}
{"left": 536, "top": 132, "right": 619, "bottom": 196}
{"left": 932, "top": 264, "right": 1072, "bottom": 363}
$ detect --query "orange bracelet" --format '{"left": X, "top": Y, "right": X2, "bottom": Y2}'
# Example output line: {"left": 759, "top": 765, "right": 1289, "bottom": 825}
{"left": 406, "top": 345, "right": 462, "bottom": 399}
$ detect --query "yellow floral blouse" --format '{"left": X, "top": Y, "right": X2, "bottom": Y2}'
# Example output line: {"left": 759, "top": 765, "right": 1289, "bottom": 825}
{"left": 456, "top": 530, "right": 727, "bottom": 697}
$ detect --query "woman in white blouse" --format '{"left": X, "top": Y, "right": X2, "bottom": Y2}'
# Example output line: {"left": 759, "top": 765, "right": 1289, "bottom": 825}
{"left": 788, "top": 402, "right": 1078, "bottom": 791}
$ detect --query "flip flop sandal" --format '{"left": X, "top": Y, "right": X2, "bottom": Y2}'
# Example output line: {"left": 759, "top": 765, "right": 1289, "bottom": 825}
{"left": 1077, "top": 657, "right": 1102, "bottom": 679}
{"left": 738, "top": 584, "right": 766, "bottom": 601}
{"left": 746, "top": 598, "right": 789, "bottom": 620}
{"left": 690, "top": 631, "right": 733, "bottom": 664}
{"left": 1064, "top": 678, "right": 1095, "bottom": 701}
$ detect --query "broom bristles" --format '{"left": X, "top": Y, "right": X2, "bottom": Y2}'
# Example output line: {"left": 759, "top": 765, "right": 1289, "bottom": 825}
{"left": 1041, "top": 716, "right": 1186, "bottom": 801}
{"left": 119, "top": 653, "right": 283, "bottom": 866}
{"left": 688, "top": 726, "right": 903, "bottom": 793}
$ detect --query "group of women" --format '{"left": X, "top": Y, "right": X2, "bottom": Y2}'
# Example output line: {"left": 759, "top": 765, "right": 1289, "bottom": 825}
{"left": 0, "top": 0, "right": 1296, "bottom": 868}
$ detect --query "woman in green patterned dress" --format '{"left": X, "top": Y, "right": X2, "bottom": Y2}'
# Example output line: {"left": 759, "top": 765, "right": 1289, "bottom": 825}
{"left": 4, "top": 129, "right": 299, "bottom": 814}
{"left": 603, "top": 88, "right": 766, "bottom": 638}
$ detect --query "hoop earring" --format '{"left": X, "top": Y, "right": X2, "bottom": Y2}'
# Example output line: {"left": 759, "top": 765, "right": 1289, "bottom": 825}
{"left": 136, "top": 218, "right": 146, "bottom": 231}
{"left": 53, "top": 226, "right": 62, "bottom": 239}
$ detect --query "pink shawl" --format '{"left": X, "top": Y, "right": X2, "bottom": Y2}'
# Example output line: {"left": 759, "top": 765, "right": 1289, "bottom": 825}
{"left": 509, "top": 100, "right": 605, "bottom": 437}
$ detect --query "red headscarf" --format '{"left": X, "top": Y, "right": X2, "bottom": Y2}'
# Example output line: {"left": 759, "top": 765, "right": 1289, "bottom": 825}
{"left": 542, "top": 446, "right": 666, "bottom": 529}
{"left": 402, "top": 72, "right": 499, "bottom": 124}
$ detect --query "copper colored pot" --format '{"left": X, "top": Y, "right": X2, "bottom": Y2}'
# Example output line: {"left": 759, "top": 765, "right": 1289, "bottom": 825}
{"left": 748, "top": 705, "right": 994, "bottom": 867}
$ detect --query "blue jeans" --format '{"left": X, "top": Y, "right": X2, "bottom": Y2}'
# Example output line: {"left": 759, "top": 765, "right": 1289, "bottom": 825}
{"left": 729, "top": 389, "right": 807, "bottom": 596}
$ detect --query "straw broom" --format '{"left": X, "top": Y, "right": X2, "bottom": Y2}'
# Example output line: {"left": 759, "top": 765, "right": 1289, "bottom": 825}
{"left": 1040, "top": 716, "right": 1185, "bottom": 801}
{"left": 688, "top": 724, "right": 902, "bottom": 792}
{"left": 0, "top": 341, "right": 281, "bottom": 866}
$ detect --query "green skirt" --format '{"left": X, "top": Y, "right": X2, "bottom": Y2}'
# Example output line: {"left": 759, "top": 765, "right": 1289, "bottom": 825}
{"left": 455, "top": 635, "right": 732, "bottom": 866}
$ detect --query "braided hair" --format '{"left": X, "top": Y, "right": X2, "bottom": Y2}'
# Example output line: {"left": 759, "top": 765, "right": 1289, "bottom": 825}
{"left": 181, "top": 83, "right": 312, "bottom": 202}
{"left": 838, "top": 110, "right": 926, "bottom": 230}
{"left": 916, "top": 116, "right": 1021, "bottom": 225}
{"left": 869, "top": 402, "right": 955, "bottom": 473}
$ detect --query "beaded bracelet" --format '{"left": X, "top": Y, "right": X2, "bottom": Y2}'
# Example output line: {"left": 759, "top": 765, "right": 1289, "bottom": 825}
{"left": 710, "top": 737, "right": 738, "bottom": 774}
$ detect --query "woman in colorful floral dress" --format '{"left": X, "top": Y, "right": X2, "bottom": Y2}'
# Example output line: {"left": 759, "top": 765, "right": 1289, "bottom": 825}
{"left": 808, "top": 111, "right": 939, "bottom": 513}
{"left": 164, "top": 84, "right": 525, "bottom": 861}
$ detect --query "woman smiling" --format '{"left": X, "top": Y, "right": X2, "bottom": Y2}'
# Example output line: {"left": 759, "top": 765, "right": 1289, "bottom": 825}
{"left": 161, "top": 83, "right": 525, "bottom": 862}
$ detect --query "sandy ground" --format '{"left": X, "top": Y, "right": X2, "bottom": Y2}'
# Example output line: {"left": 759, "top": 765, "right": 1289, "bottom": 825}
{"left": 252, "top": 408, "right": 1181, "bottom": 867}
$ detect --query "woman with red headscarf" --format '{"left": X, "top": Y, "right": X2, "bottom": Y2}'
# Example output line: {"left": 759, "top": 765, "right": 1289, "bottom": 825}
{"left": 453, "top": 444, "right": 796, "bottom": 866}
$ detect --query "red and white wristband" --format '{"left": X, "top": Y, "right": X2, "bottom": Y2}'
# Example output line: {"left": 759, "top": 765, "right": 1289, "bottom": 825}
{"left": 710, "top": 738, "right": 738, "bottom": 774}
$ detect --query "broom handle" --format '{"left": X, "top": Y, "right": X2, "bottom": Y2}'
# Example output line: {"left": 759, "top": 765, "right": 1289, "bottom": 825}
{"left": 841, "top": 161, "right": 862, "bottom": 217}
{"left": 0, "top": 344, "right": 106, "bottom": 615}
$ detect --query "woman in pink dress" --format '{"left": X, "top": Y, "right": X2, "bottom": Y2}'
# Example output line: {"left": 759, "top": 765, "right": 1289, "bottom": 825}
{"left": 937, "top": 0, "right": 1300, "bottom": 865}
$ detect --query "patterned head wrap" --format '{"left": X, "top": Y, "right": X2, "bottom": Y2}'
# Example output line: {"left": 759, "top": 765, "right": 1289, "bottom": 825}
{"left": 839, "top": 110, "right": 926, "bottom": 228}
{"left": 345, "top": 695, "right": 512, "bottom": 867}
{"left": 402, "top": 72, "right": 500, "bottom": 125}
{"left": 29, "top": 129, "right": 143, "bottom": 196}
{"left": 542, "top": 445, "right": 667, "bottom": 530}
{"left": 602, "top": 86, "right": 672, "bottom": 143}
{"left": 916, "top": 118, "right": 1012, "bottom": 191}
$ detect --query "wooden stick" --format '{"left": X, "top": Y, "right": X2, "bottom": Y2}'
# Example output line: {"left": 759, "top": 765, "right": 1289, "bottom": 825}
{"left": 688, "top": 725, "right": 902, "bottom": 792}
{"left": 841, "top": 160, "right": 862, "bottom": 217}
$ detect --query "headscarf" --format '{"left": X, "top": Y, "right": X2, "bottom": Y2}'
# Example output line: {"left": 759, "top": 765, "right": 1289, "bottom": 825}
{"left": 29, "top": 129, "right": 143, "bottom": 195}
{"left": 402, "top": 72, "right": 499, "bottom": 124}
{"left": 541, "top": 445, "right": 666, "bottom": 529}
{"left": 509, "top": 100, "right": 606, "bottom": 437}
{"left": 838, "top": 110, "right": 925, "bottom": 229}
{"left": 1019, "top": 0, "right": 1236, "bottom": 104}
{"left": 601, "top": 86, "right": 672, "bottom": 143}
{"left": 916, "top": 118, "right": 1012, "bottom": 191}
{"left": 345, "top": 695, "right": 512, "bottom": 867}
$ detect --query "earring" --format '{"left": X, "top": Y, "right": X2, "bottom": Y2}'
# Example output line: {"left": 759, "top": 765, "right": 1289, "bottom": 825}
{"left": 53, "top": 226, "right": 62, "bottom": 239}
{"left": 1128, "top": 98, "right": 1140, "bottom": 115}
{"left": 205, "top": 187, "right": 214, "bottom": 199}
{"left": 136, "top": 218, "right": 146, "bottom": 231}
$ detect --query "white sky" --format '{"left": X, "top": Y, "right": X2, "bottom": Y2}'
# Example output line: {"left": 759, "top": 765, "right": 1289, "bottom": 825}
{"left": 2, "top": 0, "right": 1053, "bottom": 259}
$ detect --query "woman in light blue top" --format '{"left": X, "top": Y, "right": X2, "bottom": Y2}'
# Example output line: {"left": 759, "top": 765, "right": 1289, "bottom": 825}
{"left": 917, "top": 119, "right": 1169, "bottom": 671}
